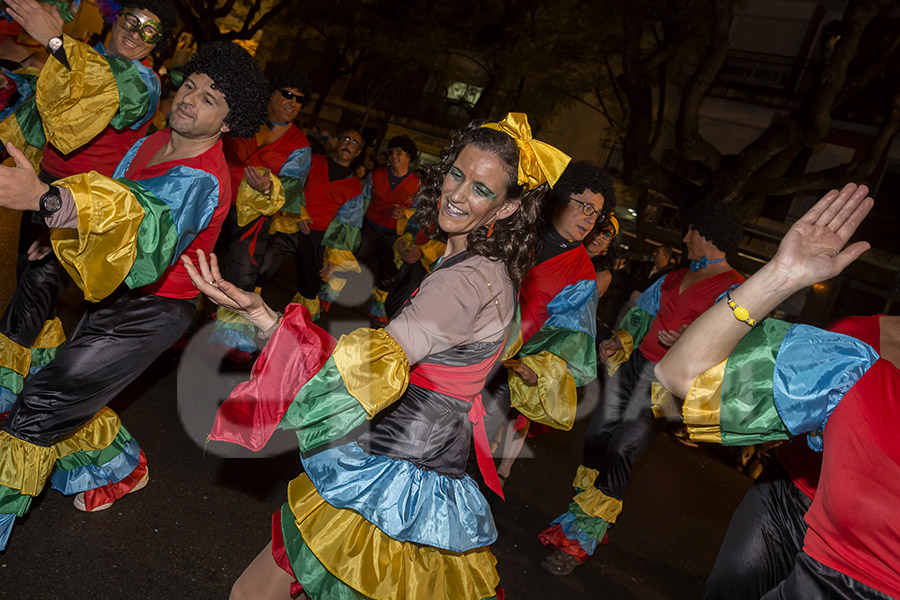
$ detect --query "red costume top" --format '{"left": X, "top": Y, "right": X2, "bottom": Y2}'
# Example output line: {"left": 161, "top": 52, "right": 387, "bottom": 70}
{"left": 364, "top": 167, "right": 419, "bottom": 230}
{"left": 638, "top": 267, "right": 744, "bottom": 363}
{"left": 303, "top": 155, "right": 363, "bottom": 232}
{"left": 41, "top": 121, "right": 152, "bottom": 179}
{"left": 130, "top": 131, "right": 232, "bottom": 299}
{"left": 222, "top": 124, "right": 310, "bottom": 205}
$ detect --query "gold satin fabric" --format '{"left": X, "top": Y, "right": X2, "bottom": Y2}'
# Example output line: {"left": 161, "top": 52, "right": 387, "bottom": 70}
{"left": 508, "top": 351, "right": 576, "bottom": 431}
{"left": 216, "top": 306, "right": 253, "bottom": 326}
{"left": 235, "top": 169, "right": 285, "bottom": 227}
{"left": 501, "top": 331, "right": 524, "bottom": 362}
{"left": 0, "top": 431, "right": 55, "bottom": 496}
{"left": 53, "top": 407, "right": 122, "bottom": 459}
{"left": 481, "top": 113, "right": 571, "bottom": 189}
{"left": 289, "top": 293, "right": 320, "bottom": 320}
{"left": 571, "top": 467, "right": 623, "bottom": 522}
{"left": 606, "top": 329, "right": 633, "bottom": 376}
{"left": 650, "top": 382, "right": 680, "bottom": 419}
{"left": 36, "top": 35, "right": 119, "bottom": 155}
{"left": 52, "top": 173, "right": 143, "bottom": 302}
{"left": 0, "top": 332, "right": 31, "bottom": 376}
{"left": 682, "top": 360, "right": 725, "bottom": 444}
{"left": 32, "top": 317, "right": 66, "bottom": 349}
{"left": 419, "top": 240, "right": 446, "bottom": 272}
{"left": 287, "top": 474, "right": 500, "bottom": 600}
{"left": 0, "top": 112, "right": 43, "bottom": 172}
{"left": 332, "top": 328, "right": 409, "bottom": 417}
{"left": 323, "top": 248, "right": 361, "bottom": 274}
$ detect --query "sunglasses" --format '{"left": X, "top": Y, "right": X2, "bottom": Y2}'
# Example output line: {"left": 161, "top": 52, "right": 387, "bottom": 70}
{"left": 117, "top": 10, "right": 163, "bottom": 44}
{"left": 279, "top": 88, "right": 305, "bottom": 103}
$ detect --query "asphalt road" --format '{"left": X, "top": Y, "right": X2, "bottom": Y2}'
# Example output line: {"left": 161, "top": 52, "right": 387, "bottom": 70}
{"left": 0, "top": 211, "right": 752, "bottom": 599}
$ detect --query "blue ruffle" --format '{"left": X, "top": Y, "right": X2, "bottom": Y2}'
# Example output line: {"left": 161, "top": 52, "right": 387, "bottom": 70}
{"left": 549, "top": 510, "right": 607, "bottom": 557}
{"left": 0, "top": 386, "right": 15, "bottom": 413}
{"left": 0, "top": 512, "right": 14, "bottom": 551}
{"left": 207, "top": 321, "right": 257, "bottom": 353}
{"left": 773, "top": 324, "right": 878, "bottom": 436}
{"left": 301, "top": 442, "right": 497, "bottom": 553}
{"left": 544, "top": 278, "right": 598, "bottom": 338}
{"left": 50, "top": 438, "right": 141, "bottom": 495}
{"left": 637, "top": 274, "right": 666, "bottom": 316}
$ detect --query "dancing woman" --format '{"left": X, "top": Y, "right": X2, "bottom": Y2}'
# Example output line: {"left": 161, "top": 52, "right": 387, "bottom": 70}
{"left": 184, "top": 113, "right": 570, "bottom": 599}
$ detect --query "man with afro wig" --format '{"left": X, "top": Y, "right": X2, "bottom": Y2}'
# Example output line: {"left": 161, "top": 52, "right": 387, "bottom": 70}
{"left": 0, "top": 41, "right": 267, "bottom": 550}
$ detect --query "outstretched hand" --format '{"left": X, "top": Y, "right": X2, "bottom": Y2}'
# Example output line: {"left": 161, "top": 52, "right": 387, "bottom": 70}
{"left": 770, "top": 183, "right": 873, "bottom": 290}
{"left": 181, "top": 250, "right": 279, "bottom": 331}
{"left": 0, "top": 142, "right": 47, "bottom": 212}
{"left": 4, "top": 0, "right": 64, "bottom": 47}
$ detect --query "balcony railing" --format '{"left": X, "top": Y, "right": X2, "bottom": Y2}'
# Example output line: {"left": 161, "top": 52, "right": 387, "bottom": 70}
{"left": 716, "top": 49, "right": 820, "bottom": 95}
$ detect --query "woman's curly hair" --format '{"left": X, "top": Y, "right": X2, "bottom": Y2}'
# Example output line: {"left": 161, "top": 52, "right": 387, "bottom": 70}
{"left": 180, "top": 42, "right": 268, "bottom": 138}
{"left": 414, "top": 120, "right": 547, "bottom": 286}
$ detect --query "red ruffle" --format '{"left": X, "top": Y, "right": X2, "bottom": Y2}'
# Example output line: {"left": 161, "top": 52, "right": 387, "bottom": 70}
{"left": 271, "top": 509, "right": 304, "bottom": 596}
{"left": 82, "top": 449, "right": 148, "bottom": 511}
{"left": 537, "top": 524, "right": 590, "bottom": 561}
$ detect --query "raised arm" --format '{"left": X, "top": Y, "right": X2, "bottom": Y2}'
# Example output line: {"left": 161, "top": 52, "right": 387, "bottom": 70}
{"left": 655, "top": 183, "right": 873, "bottom": 397}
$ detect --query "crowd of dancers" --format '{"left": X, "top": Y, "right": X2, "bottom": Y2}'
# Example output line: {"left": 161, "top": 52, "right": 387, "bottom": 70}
{"left": 0, "top": 1, "right": 896, "bottom": 599}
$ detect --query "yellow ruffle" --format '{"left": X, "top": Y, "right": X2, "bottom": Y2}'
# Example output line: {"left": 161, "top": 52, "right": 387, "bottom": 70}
{"left": 371, "top": 287, "right": 389, "bottom": 303}
{"left": 0, "top": 332, "right": 31, "bottom": 376}
{"left": 332, "top": 328, "right": 409, "bottom": 417}
{"left": 287, "top": 474, "right": 500, "bottom": 600}
{"left": 290, "top": 293, "right": 320, "bottom": 320}
{"left": 606, "top": 329, "right": 633, "bottom": 376}
{"left": 0, "top": 431, "right": 55, "bottom": 496}
{"left": 650, "top": 381, "right": 679, "bottom": 419}
{"left": 235, "top": 169, "right": 285, "bottom": 227}
{"left": 571, "top": 466, "right": 623, "bottom": 522}
{"left": 573, "top": 465, "right": 599, "bottom": 490}
{"left": 32, "top": 317, "right": 66, "bottom": 349}
{"left": 508, "top": 351, "right": 576, "bottom": 431}
{"left": 269, "top": 211, "right": 304, "bottom": 235}
{"left": 419, "top": 240, "right": 447, "bottom": 272}
{"left": 324, "top": 248, "right": 361, "bottom": 274}
{"left": 394, "top": 207, "right": 416, "bottom": 235}
{"left": 36, "top": 35, "right": 119, "bottom": 155}
{"left": 52, "top": 172, "right": 143, "bottom": 302}
{"left": 682, "top": 360, "right": 725, "bottom": 444}
{"left": 53, "top": 407, "right": 122, "bottom": 459}
{"left": 501, "top": 330, "right": 523, "bottom": 362}
{"left": 0, "top": 112, "right": 43, "bottom": 171}
{"left": 215, "top": 305, "right": 254, "bottom": 326}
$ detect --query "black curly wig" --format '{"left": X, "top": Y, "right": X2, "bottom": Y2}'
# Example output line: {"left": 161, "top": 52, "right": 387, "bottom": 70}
{"left": 180, "top": 42, "right": 268, "bottom": 138}
{"left": 684, "top": 200, "right": 743, "bottom": 254}
{"left": 122, "top": 0, "right": 177, "bottom": 53}
{"left": 414, "top": 120, "right": 547, "bottom": 286}
{"left": 267, "top": 65, "right": 312, "bottom": 103}
{"left": 542, "top": 160, "right": 617, "bottom": 226}
{"left": 387, "top": 135, "right": 418, "bottom": 162}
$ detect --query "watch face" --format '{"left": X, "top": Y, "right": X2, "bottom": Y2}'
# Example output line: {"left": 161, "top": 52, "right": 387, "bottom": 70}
{"left": 48, "top": 37, "right": 63, "bottom": 52}
{"left": 41, "top": 190, "right": 62, "bottom": 213}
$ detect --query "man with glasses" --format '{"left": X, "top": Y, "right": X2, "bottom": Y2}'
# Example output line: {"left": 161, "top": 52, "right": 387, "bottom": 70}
{"left": 486, "top": 161, "right": 615, "bottom": 487}
{"left": 0, "top": 0, "right": 175, "bottom": 406}
{"left": 539, "top": 200, "right": 744, "bottom": 576}
{"left": 209, "top": 67, "right": 313, "bottom": 355}
{"left": 258, "top": 128, "right": 364, "bottom": 319}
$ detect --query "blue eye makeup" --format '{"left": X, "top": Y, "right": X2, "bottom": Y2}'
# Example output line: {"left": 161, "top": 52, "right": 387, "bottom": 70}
{"left": 474, "top": 184, "right": 496, "bottom": 200}
{"left": 449, "top": 166, "right": 463, "bottom": 180}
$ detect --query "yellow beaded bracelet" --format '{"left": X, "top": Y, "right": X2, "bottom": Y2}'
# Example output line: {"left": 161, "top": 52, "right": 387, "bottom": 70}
{"left": 726, "top": 291, "right": 758, "bottom": 327}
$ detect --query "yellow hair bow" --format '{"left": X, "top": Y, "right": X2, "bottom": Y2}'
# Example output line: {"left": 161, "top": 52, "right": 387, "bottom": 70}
{"left": 481, "top": 113, "right": 571, "bottom": 189}
{"left": 608, "top": 215, "right": 619, "bottom": 236}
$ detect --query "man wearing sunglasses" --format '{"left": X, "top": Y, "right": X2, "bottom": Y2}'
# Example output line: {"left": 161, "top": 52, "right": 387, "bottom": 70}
{"left": 0, "top": 0, "right": 175, "bottom": 406}
{"left": 257, "top": 128, "right": 364, "bottom": 320}
{"left": 209, "top": 67, "right": 314, "bottom": 356}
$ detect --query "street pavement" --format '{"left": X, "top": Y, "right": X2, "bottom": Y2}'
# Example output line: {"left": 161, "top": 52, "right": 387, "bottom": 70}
{"left": 0, "top": 212, "right": 753, "bottom": 599}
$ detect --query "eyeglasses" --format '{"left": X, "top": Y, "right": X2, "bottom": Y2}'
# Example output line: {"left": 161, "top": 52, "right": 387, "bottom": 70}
{"left": 569, "top": 197, "right": 601, "bottom": 219}
{"left": 117, "top": 10, "right": 163, "bottom": 44}
{"left": 340, "top": 135, "right": 361, "bottom": 147}
{"left": 279, "top": 89, "right": 304, "bottom": 103}
{"left": 600, "top": 230, "right": 614, "bottom": 240}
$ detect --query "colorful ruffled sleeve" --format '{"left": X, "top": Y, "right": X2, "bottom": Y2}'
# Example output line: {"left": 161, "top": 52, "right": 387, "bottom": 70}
{"left": 276, "top": 146, "right": 312, "bottom": 214}
{"left": 510, "top": 278, "right": 599, "bottom": 431}
{"left": 0, "top": 68, "right": 43, "bottom": 171}
{"left": 606, "top": 275, "right": 665, "bottom": 374}
{"left": 319, "top": 189, "right": 366, "bottom": 308}
{"left": 683, "top": 319, "right": 878, "bottom": 447}
{"left": 234, "top": 166, "right": 286, "bottom": 227}
{"left": 49, "top": 138, "right": 220, "bottom": 301}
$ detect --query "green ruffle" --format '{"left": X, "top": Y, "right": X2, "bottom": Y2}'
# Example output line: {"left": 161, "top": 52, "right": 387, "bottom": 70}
{"left": 105, "top": 56, "right": 151, "bottom": 130}
{"left": 322, "top": 219, "right": 362, "bottom": 253}
{"left": 618, "top": 306, "right": 653, "bottom": 349}
{"left": 14, "top": 92, "right": 46, "bottom": 149}
{"left": 0, "top": 366, "right": 24, "bottom": 395}
{"left": 720, "top": 319, "right": 793, "bottom": 445}
{"left": 281, "top": 176, "right": 306, "bottom": 213}
{"left": 281, "top": 356, "right": 368, "bottom": 453}
{"left": 0, "top": 486, "right": 33, "bottom": 517}
{"left": 567, "top": 501, "right": 609, "bottom": 542}
{"left": 520, "top": 326, "right": 597, "bottom": 387}
{"left": 53, "top": 424, "right": 133, "bottom": 472}
{"left": 121, "top": 180, "right": 178, "bottom": 289}
{"left": 30, "top": 345, "right": 62, "bottom": 369}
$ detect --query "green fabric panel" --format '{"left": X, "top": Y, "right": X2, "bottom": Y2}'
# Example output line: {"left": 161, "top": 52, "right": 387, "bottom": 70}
{"left": 520, "top": 326, "right": 597, "bottom": 387}
{"left": 280, "top": 177, "right": 306, "bottom": 213}
{"left": 618, "top": 306, "right": 654, "bottom": 349}
{"left": 322, "top": 220, "right": 362, "bottom": 253}
{"left": 0, "top": 366, "right": 24, "bottom": 395}
{"left": 53, "top": 426, "right": 133, "bottom": 471}
{"left": 13, "top": 93, "right": 46, "bottom": 148}
{"left": 720, "top": 319, "right": 793, "bottom": 446}
{"left": 567, "top": 501, "right": 609, "bottom": 542}
{"left": 281, "top": 357, "right": 368, "bottom": 452}
{"left": 104, "top": 56, "right": 151, "bottom": 129}
{"left": 121, "top": 181, "right": 179, "bottom": 289}
{"left": 280, "top": 503, "right": 371, "bottom": 600}
{"left": 0, "top": 486, "right": 33, "bottom": 516}
{"left": 30, "top": 345, "right": 63, "bottom": 369}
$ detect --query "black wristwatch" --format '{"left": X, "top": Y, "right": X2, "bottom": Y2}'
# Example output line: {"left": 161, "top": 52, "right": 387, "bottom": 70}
{"left": 36, "top": 185, "right": 63, "bottom": 217}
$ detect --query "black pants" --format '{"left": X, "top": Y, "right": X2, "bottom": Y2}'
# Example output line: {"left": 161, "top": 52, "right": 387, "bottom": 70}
{"left": 256, "top": 229, "right": 325, "bottom": 299}
{"left": 761, "top": 551, "right": 893, "bottom": 600}
{"left": 0, "top": 169, "right": 68, "bottom": 347}
{"left": 2, "top": 289, "right": 196, "bottom": 446}
{"left": 702, "top": 463, "right": 811, "bottom": 600}
{"left": 582, "top": 349, "right": 660, "bottom": 500}
{"left": 357, "top": 221, "right": 399, "bottom": 292}
{"left": 217, "top": 208, "right": 272, "bottom": 291}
